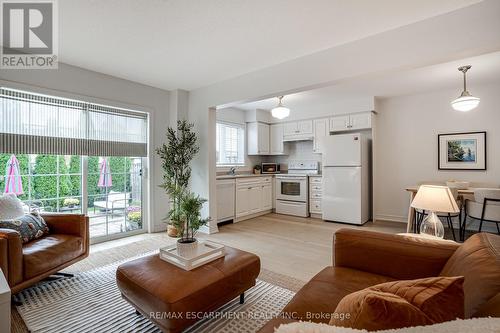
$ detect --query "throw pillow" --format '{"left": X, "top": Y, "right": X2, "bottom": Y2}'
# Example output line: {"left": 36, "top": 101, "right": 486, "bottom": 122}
{"left": 0, "top": 193, "right": 25, "bottom": 220}
{"left": 330, "top": 276, "right": 464, "bottom": 331}
{"left": 0, "top": 211, "right": 49, "bottom": 243}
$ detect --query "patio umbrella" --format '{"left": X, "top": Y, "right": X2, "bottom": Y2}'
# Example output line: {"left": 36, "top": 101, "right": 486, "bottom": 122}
{"left": 4, "top": 154, "right": 24, "bottom": 195}
{"left": 98, "top": 158, "right": 112, "bottom": 188}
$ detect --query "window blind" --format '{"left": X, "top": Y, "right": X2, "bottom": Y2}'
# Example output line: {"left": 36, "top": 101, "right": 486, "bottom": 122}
{"left": 216, "top": 122, "right": 244, "bottom": 165}
{"left": 0, "top": 88, "right": 148, "bottom": 157}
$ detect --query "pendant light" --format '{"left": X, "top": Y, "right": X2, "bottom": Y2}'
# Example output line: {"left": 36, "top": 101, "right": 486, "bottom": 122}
{"left": 271, "top": 96, "right": 290, "bottom": 119}
{"left": 451, "top": 65, "right": 480, "bottom": 112}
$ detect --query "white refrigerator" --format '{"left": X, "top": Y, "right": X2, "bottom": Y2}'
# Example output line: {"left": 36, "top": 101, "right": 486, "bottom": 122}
{"left": 322, "top": 133, "right": 370, "bottom": 225}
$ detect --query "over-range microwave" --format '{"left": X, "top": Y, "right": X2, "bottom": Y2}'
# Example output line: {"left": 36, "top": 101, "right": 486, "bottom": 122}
{"left": 261, "top": 163, "right": 280, "bottom": 174}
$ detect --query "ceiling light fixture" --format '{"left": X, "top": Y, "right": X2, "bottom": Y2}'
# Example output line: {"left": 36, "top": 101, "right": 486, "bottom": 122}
{"left": 451, "top": 65, "right": 480, "bottom": 112}
{"left": 271, "top": 96, "right": 290, "bottom": 119}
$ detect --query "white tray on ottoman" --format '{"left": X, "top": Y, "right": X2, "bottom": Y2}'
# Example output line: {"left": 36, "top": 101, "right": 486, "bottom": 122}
{"left": 159, "top": 241, "right": 225, "bottom": 270}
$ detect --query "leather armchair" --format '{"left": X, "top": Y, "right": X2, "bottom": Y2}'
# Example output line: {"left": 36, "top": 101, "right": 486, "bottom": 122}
{"left": 0, "top": 214, "right": 89, "bottom": 294}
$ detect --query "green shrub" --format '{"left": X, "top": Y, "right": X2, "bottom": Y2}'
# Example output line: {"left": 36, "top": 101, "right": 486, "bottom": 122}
{"left": 32, "top": 155, "right": 71, "bottom": 209}
{"left": 68, "top": 155, "right": 81, "bottom": 196}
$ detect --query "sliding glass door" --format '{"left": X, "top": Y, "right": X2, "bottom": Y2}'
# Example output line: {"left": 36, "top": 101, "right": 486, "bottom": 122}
{"left": 0, "top": 87, "right": 148, "bottom": 243}
{"left": 87, "top": 156, "right": 143, "bottom": 239}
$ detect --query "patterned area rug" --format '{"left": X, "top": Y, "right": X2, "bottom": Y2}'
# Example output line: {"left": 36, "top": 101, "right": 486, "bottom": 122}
{"left": 14, "top": 251, "right": 295, "bottom": 333}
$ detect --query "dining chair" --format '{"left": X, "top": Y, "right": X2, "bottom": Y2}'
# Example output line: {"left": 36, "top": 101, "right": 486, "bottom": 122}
{"left": 461, "top": 188, "right": 500, "bottom": 241}
{"left": 414, "top": 184, "right": 460, "bottom": 241}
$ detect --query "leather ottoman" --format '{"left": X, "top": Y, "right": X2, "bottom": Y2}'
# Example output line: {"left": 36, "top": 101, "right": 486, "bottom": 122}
{"left": 116, "top": 246, "right": 260, "bottom": 333}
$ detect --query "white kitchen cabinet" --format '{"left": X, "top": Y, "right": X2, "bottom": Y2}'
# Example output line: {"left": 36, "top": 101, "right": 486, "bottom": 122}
{"left": 313, "top": 118, "right": 329, "bottom": 154}
{"left": 247, "top": 122, "right": 270, "bottom": 155}
{"left": 309, "top": 176, "right": 323, "bottom": 215}
{"left": 283, "top": 122, "right": 298, "bottom": 136}
{"left": 216, "top": 179, "right": 235, "bottom": 222}
{"left": 329, "top": 115, "right": 350, "bottom": 132}
{"left": 261, "top": 184, "right": 272, "bottom": 211}
{"left": 270, "top": 124, "right": 286, "bottom": 155}
{"left": 297, "top": 120, "right": 313, "bottom": 134}
{"left": 283, "top": 120, "right": 314, "bottom": 141}
{"left": 249, "top": 186, "right": 262, "bottom": 213}
{"left": 236, "top": 186, "right": 252, "bottom": 218}
{"left": 235, "top": 176, "right": 273, "bottom": 221}
{"left": 349, "top": 112, "right": 372, "bottom": 130}
{"left": 329, "top": 112, "right": 372, "bottom": 132}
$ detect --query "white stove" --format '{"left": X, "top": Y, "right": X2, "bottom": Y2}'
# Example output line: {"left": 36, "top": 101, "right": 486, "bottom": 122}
{"left": 275, "top": 161, "right": 318, "bottom": 217}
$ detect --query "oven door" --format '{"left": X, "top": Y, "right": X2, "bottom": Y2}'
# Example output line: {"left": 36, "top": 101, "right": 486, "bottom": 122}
{"left": 276, "top": 176, "right": 307, "bottom": 202}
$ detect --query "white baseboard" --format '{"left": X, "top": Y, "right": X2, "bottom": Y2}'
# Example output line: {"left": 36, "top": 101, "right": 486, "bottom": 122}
{"left": 375, "top": 214, "right": 407, "bottom": 223}
{"left": 376, "top": 213, "right": 498, "bottom": 234}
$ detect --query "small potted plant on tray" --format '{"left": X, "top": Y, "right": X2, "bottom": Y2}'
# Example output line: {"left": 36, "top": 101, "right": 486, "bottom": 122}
{"left": 176, "top": 191, "right": 210, "bottom": 256}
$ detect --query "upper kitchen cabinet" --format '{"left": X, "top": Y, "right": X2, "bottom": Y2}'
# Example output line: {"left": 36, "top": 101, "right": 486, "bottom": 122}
{"left": 283, "top": 120, "right": 313, "bottom": 141}
{"left": 313, "top": 118, "right": 329, "bottom": 153}
{"left": 329, "top": 112, "right": 372, "bottom": 133}
{"left": 349, "top": 112, "right": 372, "bottom": 130}
{"left": 270, "top": 124, "right": 287, "bottom": 155}
{"left": 247, "top": 122, "right": 270, "bottom": 155}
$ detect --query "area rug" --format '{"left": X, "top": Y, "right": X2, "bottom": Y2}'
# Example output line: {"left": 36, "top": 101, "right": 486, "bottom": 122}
{"left": 14, "top": 251, "right": 296, "bottom": 333}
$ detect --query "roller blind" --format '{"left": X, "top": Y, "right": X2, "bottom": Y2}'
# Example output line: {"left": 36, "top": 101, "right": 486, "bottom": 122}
{"left": 0, "top": 88, "right": 148, "bottom": 156}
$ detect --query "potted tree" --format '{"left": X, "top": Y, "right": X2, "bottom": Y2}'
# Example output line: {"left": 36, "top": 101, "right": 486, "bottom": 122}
{"left": 176, "top": 191, "right": 210, "bottom": 256}
{"left": 156, "top": 120, "right": 199, "bottom": 237}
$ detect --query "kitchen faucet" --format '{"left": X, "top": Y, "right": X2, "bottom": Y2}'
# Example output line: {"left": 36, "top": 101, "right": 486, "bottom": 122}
{"left": 228, "top": 167, "right": 237, "bottom": 176}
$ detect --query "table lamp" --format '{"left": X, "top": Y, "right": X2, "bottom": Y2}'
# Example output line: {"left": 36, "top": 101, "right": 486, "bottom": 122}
{"left": 411, "top": 185, "right": 459, "bottom": 238}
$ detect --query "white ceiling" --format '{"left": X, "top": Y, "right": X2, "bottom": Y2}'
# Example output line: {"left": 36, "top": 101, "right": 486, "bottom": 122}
{"left": 234, "top": 51, "right": 500, "bottom": 111}
{"left": 60, "top": 0, "right": 482, "bottom": 91}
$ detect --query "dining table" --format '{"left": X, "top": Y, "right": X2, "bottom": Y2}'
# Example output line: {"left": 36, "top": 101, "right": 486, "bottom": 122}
{"left": 405, "top": 186, "right": 475, "bottom": 233}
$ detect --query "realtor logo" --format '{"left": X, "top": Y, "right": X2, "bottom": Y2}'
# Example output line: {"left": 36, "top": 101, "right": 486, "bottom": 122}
{"left": 1, "top": 0, "right": 58, "bottom": 69}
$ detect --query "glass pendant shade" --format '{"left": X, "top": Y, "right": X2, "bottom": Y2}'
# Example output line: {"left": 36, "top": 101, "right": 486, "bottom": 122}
{"left": 451, "top": 93, "right": 480, "bottom": 112}
{"left": 271, "top": 96, "right": 290, "bottom": 119}
{"left": 271, "top": 106, "right": 290, "bottom": 119}
{"left": 451, "top": 65, "right": 480, "bottom": 112}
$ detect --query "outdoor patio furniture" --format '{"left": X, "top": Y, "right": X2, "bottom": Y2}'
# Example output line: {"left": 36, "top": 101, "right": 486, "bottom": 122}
{"left": 93, "top": 191, "right": 131, "bottom": 216}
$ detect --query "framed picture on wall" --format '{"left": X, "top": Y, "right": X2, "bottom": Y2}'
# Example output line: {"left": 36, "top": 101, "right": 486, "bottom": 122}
{"left": 438, "top": 131, "right": 486, "bottom": 170}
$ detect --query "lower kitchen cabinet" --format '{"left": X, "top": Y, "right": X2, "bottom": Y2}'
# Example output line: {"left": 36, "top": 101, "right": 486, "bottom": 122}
{"left": 309, "top": 176, "right": 322, "bottom": 216}
{"left": 235, "top": 177, "right": 273, "bottom": 221}
{"left": 262, "top": 184, "right": 272, "bottom": 211}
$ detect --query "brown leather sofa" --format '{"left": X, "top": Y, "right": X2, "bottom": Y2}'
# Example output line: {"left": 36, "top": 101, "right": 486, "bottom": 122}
{"left": 258, "top": 228, "right": 500, "bottom": 332}
{"left": 0, "top": 213, "right": 89, "bottom": 294}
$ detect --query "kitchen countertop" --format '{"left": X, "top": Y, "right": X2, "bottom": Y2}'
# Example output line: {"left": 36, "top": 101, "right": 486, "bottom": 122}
{"left": 216, "top": 173, "right": 322, "bottom": 180}
{"left": 216, "top": 173, "right": 276, "bottom": 180}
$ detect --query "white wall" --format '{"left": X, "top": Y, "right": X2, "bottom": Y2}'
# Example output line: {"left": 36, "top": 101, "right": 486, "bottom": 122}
{"left": 374, "top": 82, "right": 500, "bottom": 223}
{"left": 0, "top": 63, "right": 171, "bottom": 233}
{"left": 216, "top": 107, "right": 261, "bottom": 171}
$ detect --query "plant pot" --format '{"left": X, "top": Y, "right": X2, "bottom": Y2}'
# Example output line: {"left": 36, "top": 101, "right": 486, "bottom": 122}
{"left": 167, "top": 225, "right": 179, "bottom": 237}
{"left": 253, "top": 169, "right": 261, "bottom": 174}
{"left": 177, "top": 238, "right": 198, "bottom": 257}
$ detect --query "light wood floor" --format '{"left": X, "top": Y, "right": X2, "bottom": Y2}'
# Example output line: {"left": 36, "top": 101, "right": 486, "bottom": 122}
{"left": 94, "top": 213, "right": 406, "bottom": 282}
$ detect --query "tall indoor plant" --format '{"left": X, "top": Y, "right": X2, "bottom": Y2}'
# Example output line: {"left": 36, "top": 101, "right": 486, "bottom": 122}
{"left": 156, "top": 120, "right": 199, "bottom": 237}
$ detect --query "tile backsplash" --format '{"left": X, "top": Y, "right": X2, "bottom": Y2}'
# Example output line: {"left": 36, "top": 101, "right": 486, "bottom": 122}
{"left": 263, "top": 140, "right": 321, "bottom": 170}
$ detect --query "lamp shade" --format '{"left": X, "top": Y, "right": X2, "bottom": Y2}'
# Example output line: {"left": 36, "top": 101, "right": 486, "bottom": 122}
{"left": 271, "top": 106, "right": 290, "bottom": 119}
{"left": 451, "top": 95, "right": 480, "bottom": 112}
{"left": 411, "top": 185, "right": 459, "bottom": 213}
